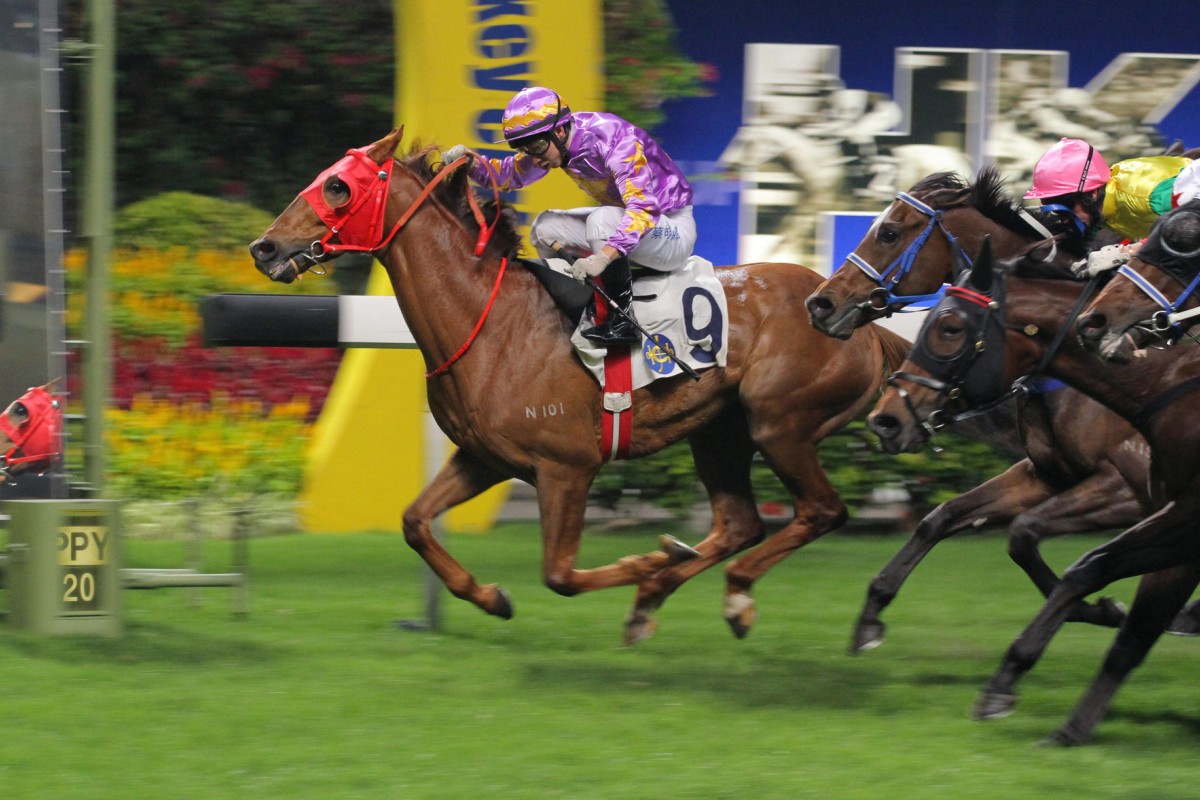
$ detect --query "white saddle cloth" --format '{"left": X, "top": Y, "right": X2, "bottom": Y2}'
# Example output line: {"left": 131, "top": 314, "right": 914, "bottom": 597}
{"left": 550, "top": 255, "right": 729, "bottom": 389}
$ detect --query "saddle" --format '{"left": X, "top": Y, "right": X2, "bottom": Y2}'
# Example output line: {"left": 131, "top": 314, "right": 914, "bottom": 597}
{"left": 519, "top": 256, "right": 729, "bottom": 389}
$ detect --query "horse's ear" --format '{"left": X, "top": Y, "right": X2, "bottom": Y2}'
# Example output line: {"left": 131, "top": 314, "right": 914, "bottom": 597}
{"left": 968, "top": 235, "right": 994, "bottom": 293}
{"left": 43, "top": 377, "right": 62, "bottom": 393}
{"left": 367, "top": 127, "right": 405, "bottom": 163}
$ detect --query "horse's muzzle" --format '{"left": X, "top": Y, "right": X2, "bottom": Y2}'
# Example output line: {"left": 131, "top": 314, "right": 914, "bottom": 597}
{"left": 249, "top": 238, "right": 301, "bottom": 283}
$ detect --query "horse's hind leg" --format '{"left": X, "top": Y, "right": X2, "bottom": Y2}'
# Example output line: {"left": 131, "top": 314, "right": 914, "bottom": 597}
{"left": 722, "top": 440, "right": 846, "bottom": 639}
{"left": 403, "top": 448, "right": 514, "bottom": 618}
{"left": 624, "top": 416, "right": 763, "bottom": 645}
{"left": 535, "top": 461, "right": 699, "bottom": 599}
{"left": 852, "top": 459, "right": 1049, "bottom": 654}
{"left": 1042, "top": 563, "right": 1200, "bottom": 746}
{"left": 975, "top": 504, "right": 1199, "bottom": 721}
{"left": 1006, "top": 465, "right": 1140, "bottom": 628}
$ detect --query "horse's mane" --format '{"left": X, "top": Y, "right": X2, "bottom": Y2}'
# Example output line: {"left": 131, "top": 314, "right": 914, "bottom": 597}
{"left": 398, "top": 143, "right": 524, "bottom": 260}
{"left": 912, "top": 165, "right": 1090, "bottom": 261}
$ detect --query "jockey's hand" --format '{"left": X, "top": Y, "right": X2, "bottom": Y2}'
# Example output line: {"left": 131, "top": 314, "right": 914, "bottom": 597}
{"left": 1071, "top": 242, "right": 1135, "bottom": 278}
{"left": 568, "top": 251, "right": 612, "bottom": 282}
{"left": 441, "top": 144, "right": 471, "bottom": 166}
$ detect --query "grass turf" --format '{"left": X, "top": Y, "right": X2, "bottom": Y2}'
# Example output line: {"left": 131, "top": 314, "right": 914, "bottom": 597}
{"left": 1, "top": 524, "right": 1197, "bottom": 798}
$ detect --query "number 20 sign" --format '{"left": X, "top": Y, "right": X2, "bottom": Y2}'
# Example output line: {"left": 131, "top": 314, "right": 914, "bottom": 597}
{"left": 57, "top": 516, "right": 111, "bottom": 613}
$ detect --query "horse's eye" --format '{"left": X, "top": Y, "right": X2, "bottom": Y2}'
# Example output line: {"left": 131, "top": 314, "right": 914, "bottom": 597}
{"left": 324, "top": 177, "right": 351, "bottom": 208}
{"left": 927, "top": 311, "right": 967, "bottom": 357}
{"left": 4, "top": 401, "right": 29, "bottom": 427}
{"left": 877, "top": 227, "right": 900, "bottom": 245}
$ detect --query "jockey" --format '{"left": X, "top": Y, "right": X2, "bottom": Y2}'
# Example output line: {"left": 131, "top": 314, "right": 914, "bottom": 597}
{"left": 442, "top": 86, "right": 696, "bottom": 346}
{"left": 1023, "top": 137, "right": 1113, "bottom": 241}
{"left": 1025, "top": 137, "right": 1197, "bottom": 275}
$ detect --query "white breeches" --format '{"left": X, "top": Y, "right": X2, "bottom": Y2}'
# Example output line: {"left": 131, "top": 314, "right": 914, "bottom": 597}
{"left": 529, "top": 205, "right": 696, "bottom": 271}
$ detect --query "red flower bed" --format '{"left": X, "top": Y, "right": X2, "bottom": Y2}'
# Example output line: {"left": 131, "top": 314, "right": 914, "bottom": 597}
{"left": 70, "top": 336, "right": 343, "bottom": 422}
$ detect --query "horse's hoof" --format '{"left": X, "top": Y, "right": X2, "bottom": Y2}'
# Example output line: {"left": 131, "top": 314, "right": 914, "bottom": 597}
{"left": 1094, "top": 596, "right": 1127, "bottom": 627}
{"left": 1167, "top": 608, "right": 1200, "bottom": 636}
{"left": 623, "top": 614, "right": 658, "bottom": 646}
{"left": 972, "top": 691, "right": 1017, "bottom": 721}
{"left": 487, "top": 585, "right": 514, "bottom": 620}
{"left": 1038, "top": 726, "right": 1089, "bottom": 747}
{"left": 724, "top": 592, "right": 757, "bottom": 639}
{"left": 659, "top": 534, "right": 700, "bottom": 564}
{"left": 850, "top": 619, "right": 886, "bottom": 655}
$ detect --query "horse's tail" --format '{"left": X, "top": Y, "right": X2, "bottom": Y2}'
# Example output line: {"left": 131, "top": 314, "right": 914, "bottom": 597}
{"left": 874, "top": 324, "right": 913, "bottom": 376}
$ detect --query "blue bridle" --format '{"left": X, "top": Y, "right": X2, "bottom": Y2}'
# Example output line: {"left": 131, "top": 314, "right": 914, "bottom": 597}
{"left": 844, "top": 191, "right": 1062, "bottom": 315}
{"left": 1113, "top": 262, "right": 1200, "bottom": 336}
{"left": 843, "top": 192, "right": 969, "bottom": 312}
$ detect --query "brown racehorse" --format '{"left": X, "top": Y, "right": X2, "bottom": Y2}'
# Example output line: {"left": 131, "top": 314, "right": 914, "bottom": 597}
{"left": 868, "top": 236, "right": 1200, "bottom": 745}
{"left": 248, "top": 128, "right": 913, "bottom": 643}
{"left": 803, "top": 169, "right": 1143, "bottom": 652}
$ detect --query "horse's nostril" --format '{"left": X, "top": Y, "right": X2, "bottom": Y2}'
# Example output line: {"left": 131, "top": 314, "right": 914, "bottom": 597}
{"left": 867, "top": 413, "right": 899, "bottom": 438}
{"left": 249, "top": 240, "right": 276, "bottom": 261}
{"left": 805, "top": 295, "right": 833, "bottom": 320}
{"left": 1076, "top": 312, "right": 1106, "bottom": 339}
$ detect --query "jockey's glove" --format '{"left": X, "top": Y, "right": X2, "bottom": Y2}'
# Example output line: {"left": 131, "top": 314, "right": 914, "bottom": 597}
{"left": 1071, "top": 242, "right": 1136, "bottom": 278}
{"left": 569, "top": 251, "right": 612, "bottom": 281}
{"left": 441, "top": 144, "right": 469, "bottom": 165}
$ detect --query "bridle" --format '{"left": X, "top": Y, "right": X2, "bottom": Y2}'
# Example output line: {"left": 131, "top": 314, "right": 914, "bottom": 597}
{"left": 888, "top": 267, "right": 1101, "bottom": 443}
{"left": 281, "top": 147, "right": 512, "bottom": 378}
{"left": 1106, "top": 206, "right": 1200, "bottom": 342}
{"left": 844, "top": 190, "right": 1059, "bottom": 315}
{"left": 1111, "top": 262, "right": 1200, "bottom": 342}
{"left": 287, "top": 150, "right": 503, "bottom": 276}
{"left": 0, "top": 385, "right": 62, "bottom": 478}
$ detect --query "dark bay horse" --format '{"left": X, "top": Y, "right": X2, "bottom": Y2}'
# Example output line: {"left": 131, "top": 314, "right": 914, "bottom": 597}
{"left": 867, "top": 238, "right": 1200, "bottom": 744}
{"left": 248, "top": 128, "right": 913, "bottom": 643}
{"left": 803, "top": 168, "right": 1142, "bottom": 653}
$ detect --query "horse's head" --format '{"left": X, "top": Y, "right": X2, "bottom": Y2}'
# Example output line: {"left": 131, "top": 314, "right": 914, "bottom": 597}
{"left": 805, "top": 171, "right": 984, "bottom": 339}
{"left": 805, "top": 166, "right": 1077, "bottom": 340}
{"left": 867, "top": 238, "right": 1024, "bottom": 453}
{"left": 1077, "top": 201, "right": 1200, "bottom": 363}
{"left": 0, "top": 381, "right": 63, "bottom": 480}
{"left": 250, "top": 128, "right": 406, "bottom": 283}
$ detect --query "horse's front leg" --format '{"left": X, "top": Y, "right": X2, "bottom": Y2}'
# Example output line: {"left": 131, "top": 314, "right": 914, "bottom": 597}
{"left": 853, "top": 460, "right": 1048, "bottom": 654}
{"left": 536, "top": 463, "right": 689, "bottom": 598}
{"left": 1042, "top": 563, "right": 1200, "bottom": 746}
{"left": 402, "top": 448, "right": 513, "bottom": 618}
{"left": 974, "top": 503, "right": 1200, "bottom": 721}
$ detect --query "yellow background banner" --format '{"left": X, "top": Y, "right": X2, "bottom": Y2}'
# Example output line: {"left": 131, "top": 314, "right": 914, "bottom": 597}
{"left": 299, "top": 0, "right": 600, "bottom": 533}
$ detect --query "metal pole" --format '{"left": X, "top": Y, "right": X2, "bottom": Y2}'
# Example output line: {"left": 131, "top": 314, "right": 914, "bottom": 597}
{"left": 82, "top": 0, "right": 114, "bottom": 495}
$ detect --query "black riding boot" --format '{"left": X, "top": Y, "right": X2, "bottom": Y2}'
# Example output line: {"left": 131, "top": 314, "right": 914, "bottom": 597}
{"left": 582, "top": 258, "right": 640, "bottom": 346}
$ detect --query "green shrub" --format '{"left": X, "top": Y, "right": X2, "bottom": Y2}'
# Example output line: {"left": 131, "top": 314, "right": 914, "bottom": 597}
{"left": 114, "top": 191, "right": 276, "bottom": 251}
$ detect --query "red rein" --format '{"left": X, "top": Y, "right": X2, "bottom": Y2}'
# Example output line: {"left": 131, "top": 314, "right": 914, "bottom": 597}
{"left": 300, "top": 150, "right": 506, "bottom": 378}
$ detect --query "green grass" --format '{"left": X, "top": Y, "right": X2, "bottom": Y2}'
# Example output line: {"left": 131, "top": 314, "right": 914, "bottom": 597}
{"left": 1, "top": 525, "right": 1197, "bottom": 798}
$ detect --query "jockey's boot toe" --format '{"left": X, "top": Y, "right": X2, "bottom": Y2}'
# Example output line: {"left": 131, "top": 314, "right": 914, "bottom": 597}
{"left": 582, "top": 315, "right": 640, "bottom": 346}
